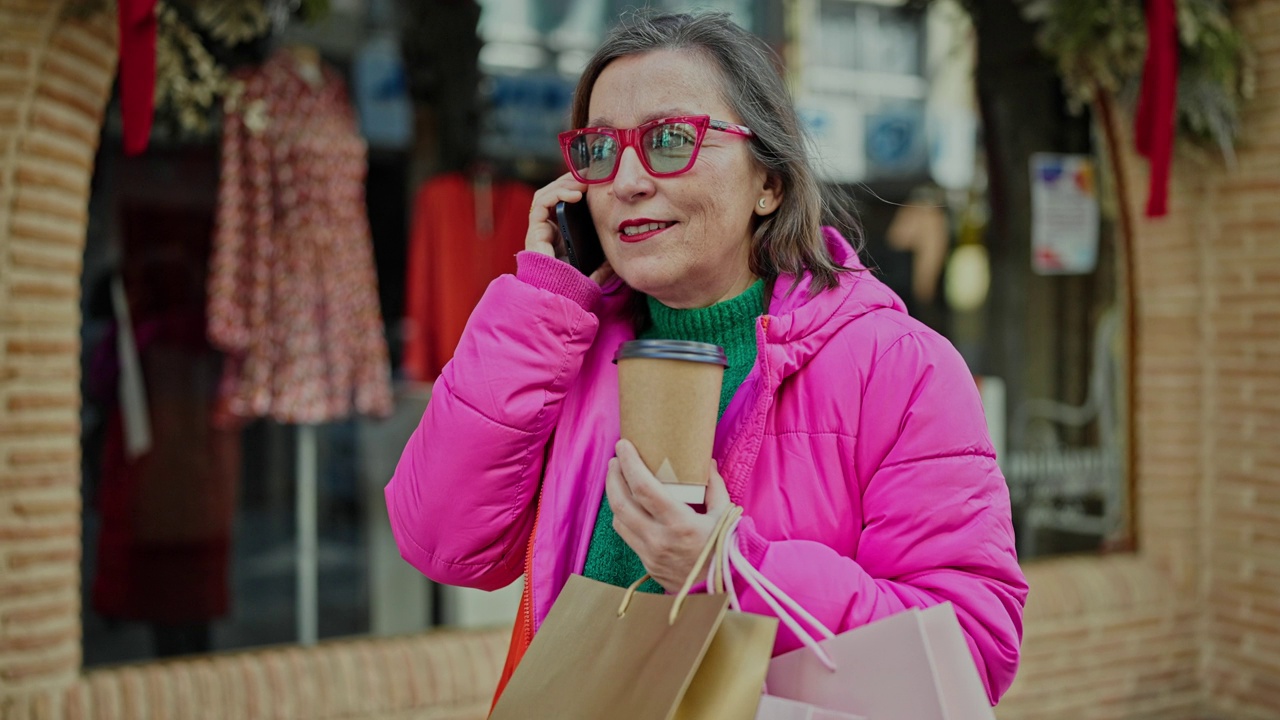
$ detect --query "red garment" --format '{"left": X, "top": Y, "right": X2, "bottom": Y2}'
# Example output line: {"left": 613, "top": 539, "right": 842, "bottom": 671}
{"left": 1135, "top": 0, "right": 1178, "bottom": 218}
{"left": 402, "top": 173, "right": 534, "bottom": 381}
{"left": 208, "top": 50, "right": 392, "bottom": 423}
{"left": 91, "top": 311, "right": 240, "bottom": 625}
{"left": 92, "top": 205, "right": 239, "bottom": 625}
{"left": 117, "top": 0, "right": 157, "bottom": 156}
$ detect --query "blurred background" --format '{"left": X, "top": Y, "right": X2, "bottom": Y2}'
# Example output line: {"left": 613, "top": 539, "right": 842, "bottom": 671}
{"left": 0, "top": 0, "right": 1274, "bottom": 718}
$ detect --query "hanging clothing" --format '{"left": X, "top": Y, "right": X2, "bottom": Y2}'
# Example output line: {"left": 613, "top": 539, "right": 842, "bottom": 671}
{"left": 1135, "top": 0, "right": 1178, "bottom": 218}
{"left": 401, "top": 172, "right": 534, "bottom": 382}
{"left": 208, "top": 49, "right": 392, "bottom": 424}
{"left": 91, "top": 204, "right": 240, "bottom": 627}
{"left": 117, "top": 0, "right": 157, "bottom": 156}
{"left": 90, "top": 310, "right": 241, "bottom": 625}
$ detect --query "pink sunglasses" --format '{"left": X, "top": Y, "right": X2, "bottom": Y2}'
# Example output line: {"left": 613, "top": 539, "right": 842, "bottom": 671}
{"left": 559, "top": 115, "right": 754, "bottom": 184}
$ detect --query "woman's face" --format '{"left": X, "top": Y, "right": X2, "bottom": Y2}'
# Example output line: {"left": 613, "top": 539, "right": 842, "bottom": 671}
{"left": 585, "top": 49, "right": 779, "bottom": 309}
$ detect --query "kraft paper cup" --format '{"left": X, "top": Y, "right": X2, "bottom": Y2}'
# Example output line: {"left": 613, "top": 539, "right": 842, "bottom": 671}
{"left": 616, "top": 340, "right": 727, "bottom": 504}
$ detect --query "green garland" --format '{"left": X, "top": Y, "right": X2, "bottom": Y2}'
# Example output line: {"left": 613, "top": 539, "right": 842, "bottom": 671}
{"left": 1020, "top": 0, "right": 1254, "bottom": 165}
{"left": 65, "top": 0, "right": 331, "bottom": 139}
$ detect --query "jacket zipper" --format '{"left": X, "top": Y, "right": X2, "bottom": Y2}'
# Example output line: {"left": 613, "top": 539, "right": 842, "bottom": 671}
{"left": 521, "top": 502, "right": 539, "bottom": 647}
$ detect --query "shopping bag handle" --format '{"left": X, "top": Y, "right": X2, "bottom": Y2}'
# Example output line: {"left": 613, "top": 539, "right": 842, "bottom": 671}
{"left": 707, "top": 515, "right": 840, "bottom": 672}
{"left": 616, "top": 505, "right": 743, "bottom": 623}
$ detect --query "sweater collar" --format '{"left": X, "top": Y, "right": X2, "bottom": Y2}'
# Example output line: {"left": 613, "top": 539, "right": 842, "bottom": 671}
{"left": 644, "top": 279, "right": 766, "bottom": 344}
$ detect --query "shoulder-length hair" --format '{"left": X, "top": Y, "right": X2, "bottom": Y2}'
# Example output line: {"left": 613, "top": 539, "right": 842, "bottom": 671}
{"left": 571, "top": 10, "right": 862, "bottom": 294}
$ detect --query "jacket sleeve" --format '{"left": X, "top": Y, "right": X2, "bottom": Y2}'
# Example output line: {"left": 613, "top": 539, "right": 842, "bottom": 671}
{"left": 732, "top": 329, "right": 1028, "bottom": 704}
{"left": 385, "top": 252, "right": 602, "bottom": 590}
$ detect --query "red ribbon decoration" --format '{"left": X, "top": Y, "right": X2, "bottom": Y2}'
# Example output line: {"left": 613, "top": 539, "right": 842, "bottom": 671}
{"left": 118, "top": 0, "right": 158, "bottom": 156}
{"left": 1134, "top": 0, "right": 1178, "bottom": 218}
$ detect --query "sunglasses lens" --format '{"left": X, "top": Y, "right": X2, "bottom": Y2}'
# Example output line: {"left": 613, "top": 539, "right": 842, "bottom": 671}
{"left": 642, "top": 122, "right": 699, "bottom": 174}
{"left": 567, "top": 133, "right": 618, "bottom": 181}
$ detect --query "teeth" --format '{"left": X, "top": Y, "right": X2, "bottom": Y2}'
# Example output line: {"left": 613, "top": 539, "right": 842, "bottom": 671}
{"left": 623, "top": 222, "right": 670, "bottom": 236}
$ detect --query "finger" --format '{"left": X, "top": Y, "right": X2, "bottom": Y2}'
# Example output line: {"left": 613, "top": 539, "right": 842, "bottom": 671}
{"left": 616, "top": 439, "right": 682, "bottom": 521}
{"left": 705, "top": 459, "right": 731, "bottom": 511}
{"left": 606, "top": 458, "right": 650, "bottom": 549}
{"left": 528, "top": 174, "right": 587, "bottom": 220}
{"left": 525, "top": 177, "right": 587, "bottom": 257}
{"left": 605, "top": 457, "right": 640, "bottom": 523}
{"left": 528, "top": 188, "right": 584, "bottom": 223}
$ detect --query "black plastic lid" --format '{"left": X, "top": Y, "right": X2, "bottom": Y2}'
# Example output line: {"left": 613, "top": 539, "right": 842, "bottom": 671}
{"left": 614, "top": 339, "right": 728, "bottom": 367}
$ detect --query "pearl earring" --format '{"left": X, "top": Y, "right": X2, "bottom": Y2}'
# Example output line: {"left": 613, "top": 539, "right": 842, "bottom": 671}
{"left": 758, "top": 199, "right": 767, "bottom": 209}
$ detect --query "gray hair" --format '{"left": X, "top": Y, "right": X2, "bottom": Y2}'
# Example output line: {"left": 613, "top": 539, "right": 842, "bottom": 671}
{"left": 571, "top": 10, "right": 861, "bottom": 293}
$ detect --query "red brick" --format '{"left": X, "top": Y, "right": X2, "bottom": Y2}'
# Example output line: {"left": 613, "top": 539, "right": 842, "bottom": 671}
{"left": 1, "top": 602, "right": 76, "bottom": 630}
{"left": 7, "top": 214, "right": 83, "bottom": 247}
{"left": 0, "top": 576, "right": 74, "bottom": 600}
{"left": 24, "top": 103, "right": 97, "bottom": 148}
{"left": 5, "top": 448, "right": 76, "bottom": 467}
{"left": 12, "top": 188, "right": 88, "bottom": 225}
{"left": 5, "top": 393, "right": 77, "bottom": 413}
{"left": 33, "top": 82, "right": 103, "bottom": 132}
{"left": 0, "top": 650, "right": 78, "bottom": 682}
{"left": 0, "top": 48, "right": 35, "bottom": 71}
{"left": 0, "top": 473, "right": 76, "bottom": 491}
{"left": 0, "top": 420, "right": 77, "bottom": 437}
{"left": 0, "top": 524, "right": 77, "bottom": 542}
{"left": 0, "top": 627, "right": 77, "bottom": 653}
{"left": 3, "top": 338, "right": 76, "bottom": 357}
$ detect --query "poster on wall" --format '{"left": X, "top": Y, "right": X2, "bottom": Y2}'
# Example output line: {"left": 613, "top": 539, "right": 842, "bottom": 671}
{"left": 1030, "top": 153, "right": 1100, "bottom": 275}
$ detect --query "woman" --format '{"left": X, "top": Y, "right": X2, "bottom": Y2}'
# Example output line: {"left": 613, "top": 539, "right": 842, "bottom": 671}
{"left": 386, "top": 11, "right": 1028, "bottom": 706}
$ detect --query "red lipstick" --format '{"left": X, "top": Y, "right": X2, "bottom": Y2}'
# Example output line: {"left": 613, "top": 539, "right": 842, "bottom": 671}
{"left": 618, "top": 218, "right": 674, "bottom": 243}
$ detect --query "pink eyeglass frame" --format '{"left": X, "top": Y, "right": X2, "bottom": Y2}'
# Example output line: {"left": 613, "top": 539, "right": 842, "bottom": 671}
{"left": 558, "top": 115, "right": 754, "bottom": 184}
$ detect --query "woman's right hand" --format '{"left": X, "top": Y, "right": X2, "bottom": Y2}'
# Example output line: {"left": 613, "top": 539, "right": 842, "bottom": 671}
{"left": 526, "top": 173, "right": 587, "bottom": 261}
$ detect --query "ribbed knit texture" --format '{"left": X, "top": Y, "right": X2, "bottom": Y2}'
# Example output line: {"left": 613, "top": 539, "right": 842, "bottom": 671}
{"left": 582, "top": 280, "right": 765, "bottom": 594}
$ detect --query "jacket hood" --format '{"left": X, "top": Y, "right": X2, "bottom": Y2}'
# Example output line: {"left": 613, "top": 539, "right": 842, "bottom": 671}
{"left": 763, "top": 227, "right": 907, "bottom": 379}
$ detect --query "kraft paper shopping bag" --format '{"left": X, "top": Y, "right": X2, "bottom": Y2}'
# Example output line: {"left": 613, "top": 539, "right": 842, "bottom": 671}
{"left": 765, "top": 602, "right": 996, "bottom": 720}
{"left": 490, "top": 506, "right": 778, "bottom": 720}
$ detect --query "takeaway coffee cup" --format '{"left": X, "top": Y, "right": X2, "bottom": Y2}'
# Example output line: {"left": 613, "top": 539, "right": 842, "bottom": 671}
{"left": 616, "top": 340, "right": 727, "bottom": 504}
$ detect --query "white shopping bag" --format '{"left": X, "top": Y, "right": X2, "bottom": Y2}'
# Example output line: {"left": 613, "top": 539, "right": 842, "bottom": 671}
{"left": 765, "top": 603, "right": 995, "bottom": 720}
{"left": 755, "top": 694, "right": 867, "bottom": 720}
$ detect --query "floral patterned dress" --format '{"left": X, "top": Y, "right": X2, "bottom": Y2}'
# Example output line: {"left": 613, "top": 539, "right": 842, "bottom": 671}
{"left": 208, "top": 49, "right": 392, "bottom": 424}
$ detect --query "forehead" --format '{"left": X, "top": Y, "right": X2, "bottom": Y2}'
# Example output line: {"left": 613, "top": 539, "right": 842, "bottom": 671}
{"left": 587, "top": 49, "right": 737, "bottom": 127}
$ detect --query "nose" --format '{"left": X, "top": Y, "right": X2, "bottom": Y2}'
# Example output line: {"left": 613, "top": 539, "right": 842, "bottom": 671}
{"left": 610, "top": 146, "right": 654, "bottom": 202}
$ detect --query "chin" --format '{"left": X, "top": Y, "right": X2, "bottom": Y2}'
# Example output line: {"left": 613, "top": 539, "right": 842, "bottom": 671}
{"left": 612, "top": 257, "right": 683, "bottom": 299}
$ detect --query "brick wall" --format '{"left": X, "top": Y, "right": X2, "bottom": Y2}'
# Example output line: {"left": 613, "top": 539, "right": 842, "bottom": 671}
{"left": 1201, "top": 2, "right": 1280, "bottom": 717}
{"left": 995, "top": 96, "right": 1212, "bottom": 719}
{"left": 0, "top": 0, "right": 1277, "bottom": 718}
{"left": 0, "top": 0, "right": 115, "bottom": 698}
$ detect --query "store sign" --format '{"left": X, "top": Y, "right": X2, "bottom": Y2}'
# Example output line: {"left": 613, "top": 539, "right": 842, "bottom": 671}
{"left": 1030, "top": 153, "right": 1100, "bottom": 275}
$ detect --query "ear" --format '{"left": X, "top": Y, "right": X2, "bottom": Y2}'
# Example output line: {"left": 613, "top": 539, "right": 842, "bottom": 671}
{"left": 754, "top": 173, "right": 783, "bottom": 216}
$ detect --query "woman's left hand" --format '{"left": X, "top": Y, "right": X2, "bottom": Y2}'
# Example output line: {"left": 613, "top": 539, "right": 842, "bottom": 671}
{"left": 607, "top": 439, "right": 733, "bottom": 592}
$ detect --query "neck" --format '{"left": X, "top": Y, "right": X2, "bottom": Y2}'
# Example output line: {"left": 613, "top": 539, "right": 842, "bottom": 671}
{"left": 650, "top": 266, "right": 758, "bottom": 310}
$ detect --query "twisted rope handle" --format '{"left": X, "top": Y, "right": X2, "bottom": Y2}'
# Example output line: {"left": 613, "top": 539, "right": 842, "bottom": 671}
{"left": 713, "top": 516, "right": 839, "bottom": 672}
{"left": 616, "top": 503, "right": 741, "bottom": 622}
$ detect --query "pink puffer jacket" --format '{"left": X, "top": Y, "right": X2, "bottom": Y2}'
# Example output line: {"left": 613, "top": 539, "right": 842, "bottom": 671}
{"left": 386, "top": 228, "right": 1028, "bottom": 703}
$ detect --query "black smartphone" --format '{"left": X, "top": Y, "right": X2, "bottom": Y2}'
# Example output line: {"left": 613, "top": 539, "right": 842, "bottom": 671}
{"left": 555, "top": 200, "right": 606, "bottom": 276}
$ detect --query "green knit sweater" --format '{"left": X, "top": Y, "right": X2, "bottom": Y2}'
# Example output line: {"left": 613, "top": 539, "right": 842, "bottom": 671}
{"left": 582, "top": 280, "right": 766, "bottom": 594}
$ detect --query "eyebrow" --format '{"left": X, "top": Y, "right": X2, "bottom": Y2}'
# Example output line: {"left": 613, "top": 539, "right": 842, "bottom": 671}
{"left": 586, "top": 108, "right": 698, "bottom": 128}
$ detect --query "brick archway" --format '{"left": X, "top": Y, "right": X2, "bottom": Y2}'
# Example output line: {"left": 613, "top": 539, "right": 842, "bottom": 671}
{"left": 0, "top": 0, "right": 117, "bottom": 697}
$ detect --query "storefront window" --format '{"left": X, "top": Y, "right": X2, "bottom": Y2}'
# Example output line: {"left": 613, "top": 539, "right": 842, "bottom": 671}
{"left": 78, "top": 0, "right": 1126, "bottom": 669}
{"left": 815, "top": 1, "right": 1131, "bottom": 560}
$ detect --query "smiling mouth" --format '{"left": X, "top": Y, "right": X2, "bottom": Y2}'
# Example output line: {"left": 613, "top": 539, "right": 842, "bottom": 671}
{"left": 620, "top": 221, "right": 674, "bottom": 242}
